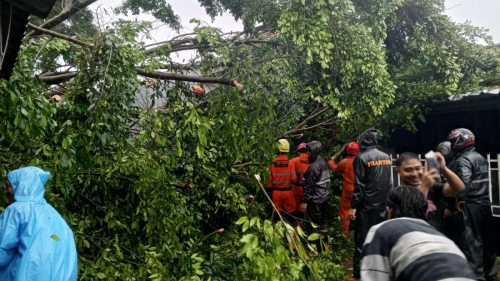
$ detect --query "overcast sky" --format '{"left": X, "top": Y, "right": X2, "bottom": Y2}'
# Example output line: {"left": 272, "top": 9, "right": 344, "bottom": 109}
{"left": 89, "top": 0, "right": 500, "bottom": 61}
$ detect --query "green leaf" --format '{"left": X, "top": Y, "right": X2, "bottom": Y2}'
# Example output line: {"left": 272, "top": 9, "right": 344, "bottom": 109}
{"left": 242, "top": 220, "right": 249, "bottom": 232}
{"left": 297, "top": 226, "right": 306, "bottom": 238}
{"left": 62, "top": 138, "right": 69, "bottom": 149}
{"left": 51, "top": 234, "right": 60, "bottom": 241}
{"left": 235, "top": 216, "right": 248, "bottom": 225}
{"left": 21, "top": 108, "right": 28, "bottom": 116}
{"left": 301, "top": 0, "right": 305, "bottom": 5}
{"left": 148, "top": 274, "right": 159, "bottom": 279}
{"left": 308, "top": 233, "right": 322, "bottom": 241}
{"left": 14, "top": 111, "right": 22, "bottom": 127}
{"left": 195, "top": 269, "right": 204, "bottom": 275}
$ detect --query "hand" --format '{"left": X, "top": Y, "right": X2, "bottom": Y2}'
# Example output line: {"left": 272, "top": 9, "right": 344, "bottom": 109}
{"left": 420, "top": 168, "right": 439, "bottom": 195}
{"left": 331, "top": 144, "right": 348, "bottom": 161}
{"left": 349, "top": 209, "right": 356, "bottom": 220}
{"left": 435, "top": 152, "right": 447, "bottom": 173}
{"left": 444, "top": 208, "right": 452, "bottom": 218}
{"left": 300, "top": 203, "right": 307, "bottom": 213}
{"left": 455, "top": 200, "right": 466, "bottom": 212}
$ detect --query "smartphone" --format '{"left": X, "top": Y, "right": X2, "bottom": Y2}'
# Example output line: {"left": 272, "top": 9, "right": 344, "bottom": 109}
{"left": 425, "top": 150, "right": 440, "bottom": 175}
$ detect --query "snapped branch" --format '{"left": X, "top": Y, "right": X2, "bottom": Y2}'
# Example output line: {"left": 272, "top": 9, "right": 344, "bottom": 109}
{"left": 28, "top": 0, "right": 98, "bottom": 36}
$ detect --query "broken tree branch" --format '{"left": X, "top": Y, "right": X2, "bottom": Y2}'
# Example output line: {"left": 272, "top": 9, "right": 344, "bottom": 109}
{"left": 28, "top": 0, "right": 98, "bottom": 36}
{"left": 27, "top": 23, "right": 91, "bottom": 47}
{"left": 135, "top": 68, "right": 243, "bottom": 89}
{"left": 234, "top": 162, "right": 261, "bottom": 168}
{"left": 277, "top": 106, "right": 332, "bottom": 140}
{"left": 39, "top": 71, "right": 78, "bottom": 84}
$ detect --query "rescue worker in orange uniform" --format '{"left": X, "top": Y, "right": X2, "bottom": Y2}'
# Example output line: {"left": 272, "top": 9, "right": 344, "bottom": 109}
{"left": 267, "top": 139, "right": 297, "bottom": 222}
{"left": 289, "top": 143, "right": 310, "bottom": 228}
{"left": 327, "top": 142, "right": 359, "bottom": 236}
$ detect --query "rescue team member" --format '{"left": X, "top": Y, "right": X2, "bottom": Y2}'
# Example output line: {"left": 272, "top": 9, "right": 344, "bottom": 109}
{"left": 349, "top": 127, "right": 392, "bottom": 281}
{"left": 289, "top": 143, "right": 310, "bottom": 228}
{"left": 300, "top": 141, "right": 330, "bottom": 252}
{"left": 395, "top": 152, "right": 464, "bottom": 233}
{"left": 328, "top": 142, "right": 359, "bottom": 236}
{"left": 447, "top": 128, "right": 498, "bottom": 281}
{"left": 267, "top": 139, "right": 297, "bottom": 222}
{"left": 0, "top": 167, "right": 78, "bottom": 281}
{"left": 360, "top": 186, "right": 475, "bottom": 281}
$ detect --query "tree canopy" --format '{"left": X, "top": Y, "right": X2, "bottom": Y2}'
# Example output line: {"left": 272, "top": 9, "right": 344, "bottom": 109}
{"left": 0, "top": 0, "right": 499, "bottom": 280}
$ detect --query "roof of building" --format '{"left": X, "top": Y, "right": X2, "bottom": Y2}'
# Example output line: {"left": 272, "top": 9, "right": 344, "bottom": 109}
{"left": 0, "top": 2, "right": 30, "bottom": 80}
{"left": 447, "top": 88, "right": 500, "bottom": 101}
{"left": 0, "top": 0, "right": 56, "bottom": 80}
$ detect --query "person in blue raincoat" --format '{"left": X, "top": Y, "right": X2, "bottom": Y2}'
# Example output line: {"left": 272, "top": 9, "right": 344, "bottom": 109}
{"left": 0, "top": 167, "right": 77, "bottom": 281}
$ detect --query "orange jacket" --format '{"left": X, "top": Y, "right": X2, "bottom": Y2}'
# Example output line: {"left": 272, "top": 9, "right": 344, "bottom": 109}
{"left": 289, "top": 153, "right": 310, "bottom": 186}
{"left": 328, "top": 156, "right": 355, "bottom": 192}
{"left": 267, "top": 155, "right": 297, "bottom": 189}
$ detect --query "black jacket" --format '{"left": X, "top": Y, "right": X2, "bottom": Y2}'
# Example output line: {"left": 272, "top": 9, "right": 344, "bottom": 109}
{"left": 302, "top": 141, "right": 331, "bottom": 204}
{"left": 449, "top": 147, "right": 490, "bottom": 205}
{"left": 351, "top": 128, "right": 392, "bottom": 212}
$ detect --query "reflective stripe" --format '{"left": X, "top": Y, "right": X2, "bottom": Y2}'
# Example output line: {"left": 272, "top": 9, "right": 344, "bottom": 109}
{"left": 272, "top": 181, "right": 292, "bottom": 184}
{"left": 471, "top": 179, "right": 488, "bottom": 184}
{"left": 272, "top": 172, "right": 292, "bottom": 176}
{"left": 316, "top": 179, "right": 331, "bottom": 185}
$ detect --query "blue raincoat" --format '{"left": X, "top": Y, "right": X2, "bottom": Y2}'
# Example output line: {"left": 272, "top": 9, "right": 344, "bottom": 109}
{"left": 0, "top": 167, "right": 77, "bottom": 281}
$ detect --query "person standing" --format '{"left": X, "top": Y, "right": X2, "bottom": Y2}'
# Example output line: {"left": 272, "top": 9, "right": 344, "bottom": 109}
{"left": 0, "top": 167, "right": 78, "bottom": 281}
{"left": 360, "top": 185, "right": 475, "bottom": 281}
{"left": 289, "top": 143, "right": 310, "bottom": 228}
{"left": 349, "top": 127, "right": 392, "bottom": 281}
{"left": 300, "top": 141, "right": 330, "bottom": 252}
{"left": 447, "top": 128, "right": 497, "bottom": 281}
{"left": 394, "top": 151, "right": 464, "bottom": 233}
{"left": 267, "top": 139, "right": 297, "bottom": 222}
{"left": 328, "top": 142, "right": 359, "bottom": 236}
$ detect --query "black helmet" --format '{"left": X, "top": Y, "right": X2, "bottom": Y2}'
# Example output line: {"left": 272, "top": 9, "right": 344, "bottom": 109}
{"left": 447, "top": 128, "right": 475, "bottom": 152}
{"left": 436, "top": 141, "right": 454, "bottom": 161}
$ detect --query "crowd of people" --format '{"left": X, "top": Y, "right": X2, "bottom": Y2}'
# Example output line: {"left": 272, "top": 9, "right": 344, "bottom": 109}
{"left": 267, "top": 127, "right": 498, "bottom": 281}
{"left": 0, "top": 126, "right": 498, "bottom": 281}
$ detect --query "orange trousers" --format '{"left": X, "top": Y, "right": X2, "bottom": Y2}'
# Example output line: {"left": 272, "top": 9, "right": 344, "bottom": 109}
{"left": 272, "top": 190, "right": 296, "bottom": 213}
{"left": 339, "top": 190, "right": 353, "bottom": 236}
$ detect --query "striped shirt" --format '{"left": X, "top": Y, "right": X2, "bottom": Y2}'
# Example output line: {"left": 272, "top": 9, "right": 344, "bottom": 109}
{"left": 361, "top": 218, "right": 475, "bottom": 281}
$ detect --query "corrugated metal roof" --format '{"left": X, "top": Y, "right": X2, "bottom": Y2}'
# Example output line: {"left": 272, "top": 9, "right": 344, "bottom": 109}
{"left": 448, "top": 88, "right": 500, "bottom": 101}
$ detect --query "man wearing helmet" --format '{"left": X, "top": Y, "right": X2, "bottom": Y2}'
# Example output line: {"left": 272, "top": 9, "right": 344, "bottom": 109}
{"left": 290, "top": 143, "right": 310, "bottom": 228}
{"left": 447, "top": 128, "right": 497, "bottom": 281}
{"left": 267, "top": 139, "right": 297, "bottom": 222}
{"left": 328, "top": 142, "right": 359, "bottom": 236}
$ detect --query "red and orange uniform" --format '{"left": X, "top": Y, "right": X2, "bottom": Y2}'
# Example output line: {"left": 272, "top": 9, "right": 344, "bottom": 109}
{"left": 267, "top": 155, "right": 297, "bottom": 213}
{"left": 328, "top": 156, "right": 356, "bottom": 235}
{"left": 289, "top": 153, "right": 310, "bottom": 212}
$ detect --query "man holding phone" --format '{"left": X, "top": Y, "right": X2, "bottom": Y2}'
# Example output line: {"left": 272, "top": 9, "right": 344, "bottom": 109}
{"left": 394, "top": 152, "right": 464, "bottom": 233}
